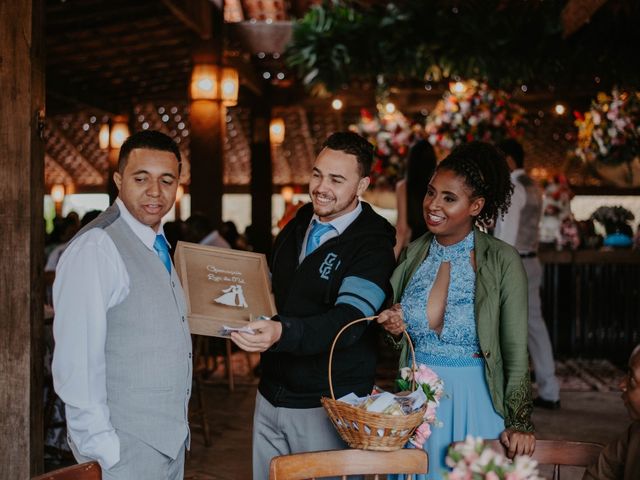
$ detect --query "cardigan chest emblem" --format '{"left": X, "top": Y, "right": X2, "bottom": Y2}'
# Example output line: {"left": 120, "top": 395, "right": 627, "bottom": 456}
{"left": 319, "top": 253, "right": 340, "bottom": 280}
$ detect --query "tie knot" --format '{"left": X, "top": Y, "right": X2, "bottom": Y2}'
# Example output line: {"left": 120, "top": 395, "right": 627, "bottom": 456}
{"left": 153, "top": 235, "right": 172, "bottom": 274}
{"left": 310, "top": 220, "right": 334, "bottom": 237}
{"left": 153, "top": 235, "right": 169, "bottom": 254}
{"left": 306, "top": 220, "right": 335, "bottom": 256}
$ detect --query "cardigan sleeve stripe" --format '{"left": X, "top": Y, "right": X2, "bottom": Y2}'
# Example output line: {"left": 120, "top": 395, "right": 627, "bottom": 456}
{"left": 335, "top": 276, "right": 385, "bottom": 317}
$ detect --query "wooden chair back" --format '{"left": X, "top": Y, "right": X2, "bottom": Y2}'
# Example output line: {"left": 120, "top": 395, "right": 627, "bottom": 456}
{"left": 32, "top": 461, "right": 101, "bottom": 480}
{"left": 269, "top": 448, "right": 428, "bottom": 480}
{"left": 479, "top": 439, "right": 603, "bottom": 480}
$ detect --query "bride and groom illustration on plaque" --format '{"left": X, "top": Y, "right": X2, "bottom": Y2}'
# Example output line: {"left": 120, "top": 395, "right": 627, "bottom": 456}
{"left": 213, "top": 284, "right": 248, "bottom": 308}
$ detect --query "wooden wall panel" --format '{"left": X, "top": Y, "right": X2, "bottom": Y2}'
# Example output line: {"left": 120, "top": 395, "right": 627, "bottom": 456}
{"left": 0, "top": 0, "right": 45, "bottom": 476}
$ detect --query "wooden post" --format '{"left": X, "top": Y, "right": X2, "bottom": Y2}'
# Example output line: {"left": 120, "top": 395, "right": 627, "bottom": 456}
{"left": 249, "top": 89, "right": 273, "bottom": 256}
{"left": 189, "top": 6, "right": 225, "bottom": 227}
{"left": 0, "top": 0, "right": 45, "bottom": 477}
{"left": 189, "top": 98, "right": 225, "bottom": 226}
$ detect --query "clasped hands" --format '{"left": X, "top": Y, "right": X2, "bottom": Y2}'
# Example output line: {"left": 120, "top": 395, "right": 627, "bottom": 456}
{"left": 230, "top": 319, "right": 282, "bottom": 353}
{"left": 376, "top": 303, "right": 406, "bottom": 337}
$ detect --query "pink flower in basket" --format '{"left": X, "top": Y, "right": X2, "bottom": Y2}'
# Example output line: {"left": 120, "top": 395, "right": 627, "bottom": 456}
{"left": 397, "top": 364, "right": 444, "bottom": 449}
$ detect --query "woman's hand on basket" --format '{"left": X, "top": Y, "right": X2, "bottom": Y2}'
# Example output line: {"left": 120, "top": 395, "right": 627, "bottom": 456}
{"left": 499, "top": 429, "right": 536, "bottom": 458}
{"left": 376, "top": 303, "right": 405, "bottom": 337}
{"left": 230, "top": 319, "right": 282, "bottom": 352}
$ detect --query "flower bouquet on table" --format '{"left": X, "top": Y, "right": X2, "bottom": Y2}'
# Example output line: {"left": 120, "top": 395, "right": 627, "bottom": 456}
{"left": 445, "top": 435, "right": 543, "bottom": 480}
{"left": 590, "top": 205, "right": 635, "bottom": 248}
{"left": 538, "top": 174, "right": 574, "bottom": 248}
{"left": 396, "top": 364, "right": 445, "bottom": 449}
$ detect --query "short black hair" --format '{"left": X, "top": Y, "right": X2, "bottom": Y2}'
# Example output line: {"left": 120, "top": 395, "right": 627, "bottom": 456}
{"left": 437, "top": 141, "right": 513, "bottom": 225}
{"left": 497, "top": 138, "right": 525, "bottom": 169}
{"left": 118, "top": 130, "right": 181, "bottom": 173}
{"left": 321, "top": 131, "right": 374, "bottom": 177}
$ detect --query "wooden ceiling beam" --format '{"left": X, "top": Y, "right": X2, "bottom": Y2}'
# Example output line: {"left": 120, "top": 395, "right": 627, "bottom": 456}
{"left": 46, "top": 3, "right": 161, "bottom": 35}
{"left": 227, "top": 21, "right": 292, "bottom": 54}
{"left": 46, "top": 78, "right": 119, "bottom": 117}
{"left": 562, "top": 0, "right": 609, "bottom": 37}
{"left": 161, "top": 0, "right": 213, "bottom": 39}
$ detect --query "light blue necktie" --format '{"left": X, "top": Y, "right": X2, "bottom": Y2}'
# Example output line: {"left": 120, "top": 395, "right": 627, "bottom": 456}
{"left": 305, "top": 221, "right": 335, "bottom": 256}
{"left": 153, "top": 234, "right": 172, "bottom": 274}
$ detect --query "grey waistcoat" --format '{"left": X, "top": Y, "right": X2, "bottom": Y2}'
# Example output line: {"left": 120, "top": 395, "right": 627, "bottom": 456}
{"left": 514, "top": 173, "right": 543, "bottom": 253}
{"left": 82, "top": 203, "right": 192, "bottom": 459}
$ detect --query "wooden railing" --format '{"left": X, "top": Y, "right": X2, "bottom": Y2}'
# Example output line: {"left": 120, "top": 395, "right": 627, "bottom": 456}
{"left": 539, "top": 249, "right": 640, "bottom": 365}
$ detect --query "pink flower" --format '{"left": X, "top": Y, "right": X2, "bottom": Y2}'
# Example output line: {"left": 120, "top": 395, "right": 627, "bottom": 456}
{"left": 485, "top": 472, "right": 500, "bottom": 480}
{"left": 409, "top": 422, "right": 432, "bottom": 449}
{"left": 425, "top": 403, "right": 438, "bottom": 422}
{"left": 414, "top": 364, "right": 439, "bottom": 385}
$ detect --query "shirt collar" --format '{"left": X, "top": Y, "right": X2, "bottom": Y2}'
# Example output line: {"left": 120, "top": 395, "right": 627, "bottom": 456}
{"left": 310, "top": 200, "right": 362, "bottom": 235}
{"left": 115, "top": 198, "right": 168, "bottom": 251}
{"left": 511, "top": 168, "right": 526, "bottom": 180}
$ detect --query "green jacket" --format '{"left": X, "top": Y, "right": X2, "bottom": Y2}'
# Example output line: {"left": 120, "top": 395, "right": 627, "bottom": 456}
{"left": 391, "top": 228, "right": 534, "bottom": 432}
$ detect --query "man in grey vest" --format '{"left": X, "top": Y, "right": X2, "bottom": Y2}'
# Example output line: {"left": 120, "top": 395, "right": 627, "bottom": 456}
{"left": 52, "top": 130, "right": 192, "bottom": 479}
{"left": 494, "top": 138, "right": 561, "bottom": 409}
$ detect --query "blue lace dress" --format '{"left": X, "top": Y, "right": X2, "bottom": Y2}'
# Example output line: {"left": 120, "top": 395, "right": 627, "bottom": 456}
{"left": 400, "top": 231, "right": 504, "bottom": 479}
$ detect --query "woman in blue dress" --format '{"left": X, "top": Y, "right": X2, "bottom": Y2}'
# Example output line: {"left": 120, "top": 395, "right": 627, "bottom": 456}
{"left": 378, "top": 141, "right": 535, "bottom": 479}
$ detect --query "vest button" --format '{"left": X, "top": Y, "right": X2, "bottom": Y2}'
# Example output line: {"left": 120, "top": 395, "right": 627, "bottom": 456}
{"left": 172, "top": 281, "right": 175, "bottom": 287}
{"left": 181, "top": 316, "right": 185, "bottom": 322}
{"left": 189, "top": 353, "right": 192, "bottom": 359}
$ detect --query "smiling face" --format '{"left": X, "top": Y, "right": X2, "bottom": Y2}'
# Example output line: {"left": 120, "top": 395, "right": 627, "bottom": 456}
{"left": 621, "top": 348, "right": 640, "bottom": 420}
{"left": 114, "top": 148, "right": 180, "bottom": 231}
{"left": 308, "top": 147, "right": 370, "bottom": 222}
{"left": 423, "top": 168, "right": 485, "bottom": 246}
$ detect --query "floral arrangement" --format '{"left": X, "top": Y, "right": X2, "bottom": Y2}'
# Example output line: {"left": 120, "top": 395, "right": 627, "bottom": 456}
{"left": 396, "top": 364, "right": 445, "bottom": 449}
{"left": 574, "top": 89, "right": 640, "bottom": 166}
{"left": 590, "top": 205, "right": 635, "bottom": 236}
{"left": 351, "top": 107, "right": 420, "bottom": 190}
{"left": 445, "top": 435, "right": 544, "bottom": 480}
{"left": 424, "top": 83, "right": 526, "bottom": 152}
{"left": 538, "top": 174, "right": 574, "bottom": 245}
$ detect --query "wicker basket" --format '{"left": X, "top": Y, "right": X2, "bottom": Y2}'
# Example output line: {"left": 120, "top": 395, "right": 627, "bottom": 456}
{"left": 321, "top": 316, "right": 426, "bottom": 451}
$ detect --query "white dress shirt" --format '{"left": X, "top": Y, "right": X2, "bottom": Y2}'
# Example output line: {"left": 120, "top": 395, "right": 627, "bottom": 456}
{"left": 493, "top": 168, "right": 527, "bottom": 249}
{"left": 299, "top": 201, "right": 363, "bottom": 264}
{"left": 52, "top": 198, "right": 170, "bottom": 470}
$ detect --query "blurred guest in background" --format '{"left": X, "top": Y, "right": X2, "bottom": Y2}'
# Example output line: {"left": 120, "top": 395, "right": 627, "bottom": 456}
{"left": 186, "top": 213, "right": 230, "bottom": 249}
{"left": 394, "top": 140, "right": 437, "bottom": 258}
{"left": 494, "top": 139, "right": 560, "bottom": 410}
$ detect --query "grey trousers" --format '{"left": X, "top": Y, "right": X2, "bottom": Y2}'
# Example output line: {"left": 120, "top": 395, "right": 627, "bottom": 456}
{"left": 69, "top": 430, "right": 186, "bottom": 480}
{"left": 524, "top": 257, "right": 560, "bottom": 402}
{"left": 252, "top": 391, "right": 348, "bottom": 480}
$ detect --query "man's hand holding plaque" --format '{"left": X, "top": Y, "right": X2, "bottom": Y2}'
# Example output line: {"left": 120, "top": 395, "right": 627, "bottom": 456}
{"left": 230, "top": 318, "right": 282, "bottom": 352}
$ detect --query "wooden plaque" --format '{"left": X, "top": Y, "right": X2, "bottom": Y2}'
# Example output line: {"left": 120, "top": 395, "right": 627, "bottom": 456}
{"left": 174, "top": 241, "right": 277, "bottom": 337}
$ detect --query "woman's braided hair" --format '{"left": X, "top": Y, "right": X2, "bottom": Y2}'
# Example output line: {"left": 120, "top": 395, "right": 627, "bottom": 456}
{"left": 436, "top": 141, "right": 514, "bottom": 225}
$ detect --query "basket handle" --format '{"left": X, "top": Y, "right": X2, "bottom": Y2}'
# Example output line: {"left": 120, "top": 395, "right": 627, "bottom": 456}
{"left": 327, "top": 316, "right": 418, "bottom": 401}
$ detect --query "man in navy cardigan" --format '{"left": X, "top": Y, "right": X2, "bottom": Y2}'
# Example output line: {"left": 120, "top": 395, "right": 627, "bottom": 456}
{"left": 231, "top": 132, "right": 396, "bottom": 480}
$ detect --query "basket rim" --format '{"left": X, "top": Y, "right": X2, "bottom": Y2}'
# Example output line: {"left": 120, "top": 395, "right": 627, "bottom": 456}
{"left": 326, "top": 316, "right": 419, "bottom": 401}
